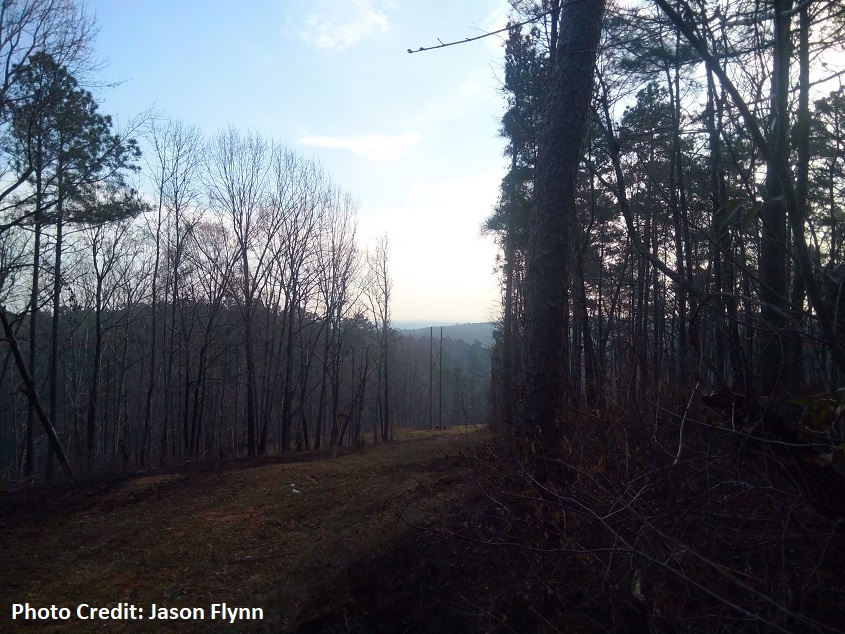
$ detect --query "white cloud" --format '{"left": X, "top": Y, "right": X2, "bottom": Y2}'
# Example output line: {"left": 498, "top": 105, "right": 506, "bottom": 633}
{"left": 298, "top": 132, "right": 421, "bottom": 160}
{"left": 298, "top": 0, "right": 395, "bottom": 50}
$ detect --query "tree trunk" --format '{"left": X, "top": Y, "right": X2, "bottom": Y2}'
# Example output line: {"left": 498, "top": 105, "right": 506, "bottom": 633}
{"left": 142, "top": 191, "right": 165, "bottom": 468}
{"left": 1, "top": 308, "right": 73, "bottom": 479}
{"left": 315, "top": 319, "right": 332, "bottom": 450}
{"left": 26, "top": 217, "right": 41, "bottom": 478}
{"left": 86, "top": 268, "right": 104, "bottom": 471}
{"left": 523, "top": 0, "right": 606, "bottom": 442}
{"left": 281, "top": 295, "right": 298, "bottom": 451}
{"left": 47, "top": 162, "right": 65, "bottom": 480}
{"left": 788, "top": 1, "right": 811, "bottom": 389}
{"left": 757, "top": 0, "right": 793, "bottom": 395}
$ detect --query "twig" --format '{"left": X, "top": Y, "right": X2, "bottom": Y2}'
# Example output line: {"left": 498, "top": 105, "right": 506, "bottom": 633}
{"left": 407, "top": 13, "right": 547, "bottom": 54}
{"left": 674, "top": 381, "right": 699, "bottom": 466}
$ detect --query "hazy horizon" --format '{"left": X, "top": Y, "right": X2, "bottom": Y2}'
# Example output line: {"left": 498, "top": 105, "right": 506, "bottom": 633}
{"left": 394, "top": 319, "right": 495, "bottom": 329}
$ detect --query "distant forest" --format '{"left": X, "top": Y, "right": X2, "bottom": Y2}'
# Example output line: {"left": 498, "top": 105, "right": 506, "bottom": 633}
{"left": 0, "top": 1, "right": 489, "bottom": 482}
{"left": 400, "top": 322, "right": 495, "bottom": 348}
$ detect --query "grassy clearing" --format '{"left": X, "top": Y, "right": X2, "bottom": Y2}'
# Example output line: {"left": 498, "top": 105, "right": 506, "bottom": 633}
{"left": 0, "top": 425, "right": 491, "bottom": 633}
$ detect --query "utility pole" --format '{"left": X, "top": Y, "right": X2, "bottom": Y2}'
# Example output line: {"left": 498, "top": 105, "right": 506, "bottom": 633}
{"left": 439, "top": 326, "right": 443, "bottom": 429}
{"left": 429, "top": 326, "right": 433, "bottom": 430}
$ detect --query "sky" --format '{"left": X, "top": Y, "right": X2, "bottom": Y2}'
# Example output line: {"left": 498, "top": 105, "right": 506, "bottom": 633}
{"left": 85, "top": 0, "right": 511, "bottom": 325}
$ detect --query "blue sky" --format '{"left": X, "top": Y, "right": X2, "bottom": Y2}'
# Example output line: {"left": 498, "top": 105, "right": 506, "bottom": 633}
{"left": 87, "top": 0, "right": 510, "bottom": 324}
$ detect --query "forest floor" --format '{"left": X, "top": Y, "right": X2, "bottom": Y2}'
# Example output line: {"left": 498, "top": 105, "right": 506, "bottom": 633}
{"left": 0, "top": 426, "right": 503, "bottom": 633}
{"left": 6, "top": 420, "right": 844, "bottom": 633}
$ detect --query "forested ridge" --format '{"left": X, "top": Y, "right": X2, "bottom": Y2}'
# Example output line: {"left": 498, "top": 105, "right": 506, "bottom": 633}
{"left": 2, "top": 0, "right": 845, "bottom": 630}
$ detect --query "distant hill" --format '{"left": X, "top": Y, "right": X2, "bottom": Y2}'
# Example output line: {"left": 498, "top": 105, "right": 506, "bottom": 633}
{"left": 398, "top": 322, "right": 495, "bottom": 348}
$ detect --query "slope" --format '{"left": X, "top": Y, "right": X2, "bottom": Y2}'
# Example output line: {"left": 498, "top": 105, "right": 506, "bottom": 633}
{"left": 0, "top": 426, "right": 491, "bottom": 633}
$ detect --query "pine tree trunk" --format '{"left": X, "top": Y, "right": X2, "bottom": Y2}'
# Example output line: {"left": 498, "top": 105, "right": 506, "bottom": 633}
{"left": 523, "top": 0, "right": 606, "bottom": 445}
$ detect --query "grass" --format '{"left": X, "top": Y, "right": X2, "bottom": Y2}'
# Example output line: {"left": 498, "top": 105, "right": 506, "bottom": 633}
{"left": 0, "top": 425, "right": 492, "bottom": 633}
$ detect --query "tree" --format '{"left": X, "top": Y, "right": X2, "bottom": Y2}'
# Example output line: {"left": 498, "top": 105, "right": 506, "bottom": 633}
{"left": 314, "top": 190, "right": 359, "bottom": 449}
{"left": 0, "top": 0, "right": 94, "bottom": 229}
{"left": 82, "top": 212, "right": 138, "bottom": 470}
{"left": 205, "top": 127, "right": 278, "bottom": 457}
{"left": 144, "top": 118, "right": 203, "bottom": 461}
{"left": 5, "top": 50, "right": 140, "bottom": 477}
{"left": 258, "top": 149, "right": 324, "bottom": 453}
{"left": 522, "top": 0, "right": 606, "bottom": 450}
{"left": 485, "top": 23, "right": 545, "bottom": 428}
{"left": 365, "top": 234, "right": 391, "bottom": 442}
{"left": 183, "top": 218, "right": 237, "bottom": 457}
{"left": 653, "top": 0, "right": 845, "bottom": 385}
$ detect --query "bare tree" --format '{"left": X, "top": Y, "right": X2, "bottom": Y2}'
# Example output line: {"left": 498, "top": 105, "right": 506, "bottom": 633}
{"left": 81, "top": 215, "right": 135, "bottom": 470}
{"left": 205, "top": 127, "right": 275, "bottom": 456}
{"left": 314, "top": 189, "right": 359, "bottom": 449}
{"left": 365, "top": 233, "right": 391, "bottom": 442}
{"left": 144, "top": 118, "right": 203, "bottom": 461}
{"left": 261, "top": 150, "right": 324, "bottom": 452}
{"left": 183, "top": 218, "right": 237, "bottom": 457}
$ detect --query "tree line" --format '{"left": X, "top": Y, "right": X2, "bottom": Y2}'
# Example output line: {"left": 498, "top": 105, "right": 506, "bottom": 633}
{"left": 474, "top": 0, "right": 845, "bottom": 628}
{"left": 0, "top": 0, "right": 490, "bottom": 483}
{"left": 488, "top": 0, "right": 845, "bottom": 431}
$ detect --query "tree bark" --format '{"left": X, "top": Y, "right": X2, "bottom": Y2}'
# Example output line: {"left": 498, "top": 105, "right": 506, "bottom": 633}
{"left": 758, "top": 0, "right": 793, "bottom": 395}
{"left": 524, "top": 0, "right": 606, "bottom": 440}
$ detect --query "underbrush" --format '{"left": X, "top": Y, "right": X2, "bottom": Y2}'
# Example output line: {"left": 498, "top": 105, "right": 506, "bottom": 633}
{"left": 436, "top": 398, "right": 845, "bottom": 632}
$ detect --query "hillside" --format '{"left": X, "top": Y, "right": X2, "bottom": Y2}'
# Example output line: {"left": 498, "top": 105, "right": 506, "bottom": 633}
{"left": 0, "top": 427, "right": 493, "bottom": 633}
{"left": 399, "top": 322, "right": 495, "bottom": 348}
